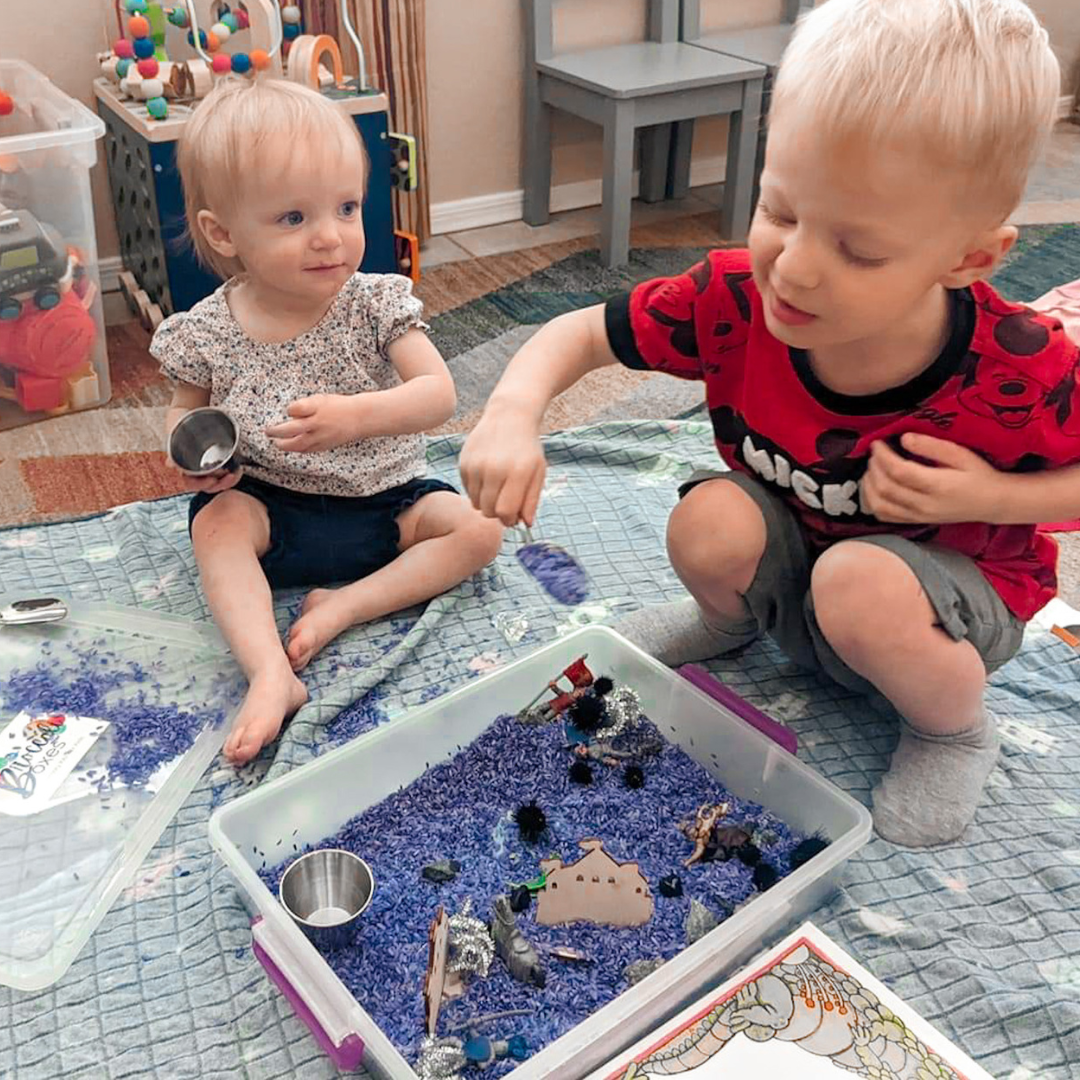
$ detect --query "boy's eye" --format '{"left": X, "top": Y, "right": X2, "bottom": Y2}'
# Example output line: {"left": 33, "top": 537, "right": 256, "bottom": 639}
{"left": 279, "top": 210, "right": 304, "bottom": 227}
{"left": 759, "top": 204, "right": 794, "bottom": 227}
{"left": 840, "top": 243, "right": 889, "bottom": 269}
{"left": 340, "top": 200, "right": 360, "bottom": 218}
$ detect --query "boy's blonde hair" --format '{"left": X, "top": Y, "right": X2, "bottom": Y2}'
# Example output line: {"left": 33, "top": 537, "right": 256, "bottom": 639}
{"left": 771, "top": 0, "right": 1061, "bottom": 218}
{"left": 177, "top": 77, "right": 368, "bottom": 280}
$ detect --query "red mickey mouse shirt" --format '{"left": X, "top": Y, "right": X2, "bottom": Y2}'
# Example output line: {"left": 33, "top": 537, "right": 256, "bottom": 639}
{"left": 605, "top": 248, "right": 1080, "bottom": 620}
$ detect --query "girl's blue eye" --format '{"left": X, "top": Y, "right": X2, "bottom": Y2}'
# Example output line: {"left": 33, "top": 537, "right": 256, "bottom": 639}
{"left": 280, "top": 210, "right": 304, "bottom": 227}
{"left": 340, "top": 201, "right": 360, "bottom": 218}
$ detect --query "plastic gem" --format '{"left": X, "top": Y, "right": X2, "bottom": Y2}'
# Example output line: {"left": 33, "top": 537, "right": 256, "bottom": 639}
{"left": 463, "top": 1035, "right": 493, "bottom": 1065}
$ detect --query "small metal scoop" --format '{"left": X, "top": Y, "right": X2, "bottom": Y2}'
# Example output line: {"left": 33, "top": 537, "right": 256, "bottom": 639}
{"left": 168, "top": 407, "right": 244, "bottom": 477}
{"left": 0, "top": 598, "right": 68, "bottom": 626}
{"left": 279, "top": 849, "right": 375, "bottom": 950}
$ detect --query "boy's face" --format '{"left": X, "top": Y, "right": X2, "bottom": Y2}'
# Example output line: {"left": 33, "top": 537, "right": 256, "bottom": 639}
{"left": 749, "top": 115, "right": 994, "bottom": 353}
{"left": 214, "top": 139, "right": 367, "bottom": 304}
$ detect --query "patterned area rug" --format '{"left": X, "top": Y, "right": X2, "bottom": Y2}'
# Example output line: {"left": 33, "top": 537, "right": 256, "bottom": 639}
{"left": 0, "top": 217, "right": 1076, "bottom": 531}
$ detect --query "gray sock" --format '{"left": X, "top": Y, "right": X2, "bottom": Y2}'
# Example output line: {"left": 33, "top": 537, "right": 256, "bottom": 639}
{"left": 872, "top": 712, "right": 999, "bottom": 847}
{"left": 611, "top": 597, "right": 759, "bottom": 667}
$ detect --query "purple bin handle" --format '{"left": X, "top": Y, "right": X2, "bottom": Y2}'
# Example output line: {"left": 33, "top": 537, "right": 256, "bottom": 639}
{"left": 677, "top": 664, "right": 798, "bottom": 755}
{"left": 251, "top": 917, "right": 365, "bottom": 1072}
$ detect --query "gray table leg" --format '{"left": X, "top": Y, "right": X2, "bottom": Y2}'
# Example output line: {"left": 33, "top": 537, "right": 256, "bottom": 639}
{"left": 523, "top": 72, "right": 553, "bottom": 226}
{"left": 720, "top": 76, "right": 763, "bottom": 241}
{"left": 668, "top": 119, "right": 694, "bottom": 200}
{"left": 639, "top": 125, "right": 671, "bottom": 204}
{"left": 601, "top": 100, "right": 636, "bottom": 267}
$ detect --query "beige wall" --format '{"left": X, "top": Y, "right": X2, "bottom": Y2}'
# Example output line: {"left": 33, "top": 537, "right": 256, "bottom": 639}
{"left": 426, "top": 0, "right": 1079, "bottom": 213}
{"left": 2, "top": 0, "right": 120, "bottom": 259}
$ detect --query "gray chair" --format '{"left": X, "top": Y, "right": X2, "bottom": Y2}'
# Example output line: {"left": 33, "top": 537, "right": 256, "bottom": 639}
{"left": 523, "top": 0, "right": 766, "bottom": 267}
{"left": 667, "top": 0, "right": 812, "bottom": 202}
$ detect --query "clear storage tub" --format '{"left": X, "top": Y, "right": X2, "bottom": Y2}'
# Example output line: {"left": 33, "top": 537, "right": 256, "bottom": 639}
{"left": 209, "top": 626, "right": 872, "bottom": 1078}
{"left": 0, "top": 60, "right": 110, "bottom": 429}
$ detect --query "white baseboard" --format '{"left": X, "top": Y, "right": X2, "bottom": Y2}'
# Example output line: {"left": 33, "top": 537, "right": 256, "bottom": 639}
{"left": 99, "top": 255, "right": 124, "bottom": 293}
{"left": 430, "top": 153, "right": 728, "bottom": 236}
{"left": 1059, "top": 94, "right": 1075, "bottom": 120}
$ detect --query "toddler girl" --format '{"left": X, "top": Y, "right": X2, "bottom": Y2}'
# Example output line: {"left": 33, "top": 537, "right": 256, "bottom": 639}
{"left": 152, "top": 78, "right": 502, "bottom": 765}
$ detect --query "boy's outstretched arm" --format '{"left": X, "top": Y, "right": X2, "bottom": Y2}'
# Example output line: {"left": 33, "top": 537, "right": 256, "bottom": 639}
{"left": 460, "top": 304, "right": 617, "bottom": 526}
{"left": 865, "top": 433, "right": 1080, "bottom": 525}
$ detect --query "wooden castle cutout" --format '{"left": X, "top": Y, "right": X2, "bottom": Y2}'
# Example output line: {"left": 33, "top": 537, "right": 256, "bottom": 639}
{"left": 536, "top": 839, "right": 653, "bottom": 927}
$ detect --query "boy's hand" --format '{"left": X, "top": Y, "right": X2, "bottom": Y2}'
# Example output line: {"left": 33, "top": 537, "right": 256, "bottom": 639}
{"left": 265, "top": 394, "right": 363, "bottom": 452}
{"left": 863, "top": 434, "right": 1006, "bottom": 524}
{"left": 459, "top": 406, "right": 547, "bottom": 527}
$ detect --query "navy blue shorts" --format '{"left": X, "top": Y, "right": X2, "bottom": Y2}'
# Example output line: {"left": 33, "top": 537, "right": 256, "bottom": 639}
{"left": 188, "top": 474, "right": 458, "bottom": 590}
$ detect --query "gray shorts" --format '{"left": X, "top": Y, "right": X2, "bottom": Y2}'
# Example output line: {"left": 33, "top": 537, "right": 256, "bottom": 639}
{"left": 680, "top": 471, "right": 1025, "bottom": 694}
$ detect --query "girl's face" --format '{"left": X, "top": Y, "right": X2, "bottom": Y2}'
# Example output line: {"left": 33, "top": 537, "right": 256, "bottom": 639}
{"left": 204, "top": 138, "right": 367, "bottom": 306}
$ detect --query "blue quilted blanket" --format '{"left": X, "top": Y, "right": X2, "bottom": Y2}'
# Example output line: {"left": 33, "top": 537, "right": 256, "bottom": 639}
{"left": 1, "top": 421, "right": 1078, "bottom": 1079}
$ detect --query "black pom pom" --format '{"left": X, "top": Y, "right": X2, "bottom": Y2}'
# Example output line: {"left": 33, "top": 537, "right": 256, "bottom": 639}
{"left": 593, "top": 676, "right": 614, "bottom": 696}
{"left": 509, "top": 885, "right": 532, "bottom": 913}
{"left": 734, "top": 842, "right": 761, "bottom": 867}
{"left": 752, "top": 862, "right": 779, "bottom": 891}
{"left": 569, "top": 760, "right": 594, "bottom": 785}
{"left": 513, "top": 800, "right": 548, "bottom": 843}
{"left": 658, "top": 873, "right": 683, "bottom": 898}
{"left": 623, "top": 765, "right": 645, "bottom": 789}
{"left": 790, "top": 835, "right": 830, "bottom": 871}
{"left": 568, "top": 694, "right": 606, "bottom": 733}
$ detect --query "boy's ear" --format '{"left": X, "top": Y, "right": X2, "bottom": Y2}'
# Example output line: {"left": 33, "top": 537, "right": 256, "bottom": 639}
{"left": 196, "top": 209, "right": 238, "bottom": 259}
{"left": 939, "top": 225, "right": 1018, "bottom": 289}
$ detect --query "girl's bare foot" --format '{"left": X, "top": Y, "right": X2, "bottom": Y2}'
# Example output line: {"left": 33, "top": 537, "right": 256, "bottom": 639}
{"left": 224, "top": 662, "right": 309, "bottom": 764}
{"left": 286, "top": 588, "right": 354, "bottom": 671}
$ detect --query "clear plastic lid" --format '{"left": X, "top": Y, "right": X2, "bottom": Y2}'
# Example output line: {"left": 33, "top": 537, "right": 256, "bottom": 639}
{"left": 0, "top": 602, "right": 243, "bottom": 991}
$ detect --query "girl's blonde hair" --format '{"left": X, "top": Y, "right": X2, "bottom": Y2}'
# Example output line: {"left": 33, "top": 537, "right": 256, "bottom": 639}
{"left": 771, "top": 0, "right": 1061, "bottom": 218}
{"left": 176, "top": 77, "right": 368, "bottom": 279}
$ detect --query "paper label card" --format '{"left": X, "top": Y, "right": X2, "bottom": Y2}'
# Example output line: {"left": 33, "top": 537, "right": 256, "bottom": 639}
{"left": 0, "top": 712, "right": 110, "bottom": 817}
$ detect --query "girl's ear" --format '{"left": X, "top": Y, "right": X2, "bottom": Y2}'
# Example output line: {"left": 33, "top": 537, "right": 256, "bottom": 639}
{"left": 940, "top": 225, "right": 1017, "bottom": 289}
{"left": 196, "top": 210, "right": 238, "bottom": 258}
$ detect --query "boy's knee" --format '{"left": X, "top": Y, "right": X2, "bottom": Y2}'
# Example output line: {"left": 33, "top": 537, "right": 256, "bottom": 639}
{"left": 811, "top": 541, "right": 928, "bottom": 652}
{"left": 667, "top": 480, "right": 767, "bottom": 588}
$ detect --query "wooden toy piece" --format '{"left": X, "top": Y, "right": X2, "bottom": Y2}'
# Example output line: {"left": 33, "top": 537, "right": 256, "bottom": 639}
{"left": 0, "top": 92, "right": 13, "bottom": 117}
{"left": 287, "top": 34, "right": 346, "bottom": 91}
{"left": 423, "top": 906, "right": 463, "bottom": 1036}
{"left": 536, "top": 840, "right": 653, "bottom": 928}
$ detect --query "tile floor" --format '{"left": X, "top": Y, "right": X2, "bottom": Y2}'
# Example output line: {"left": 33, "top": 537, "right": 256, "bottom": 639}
{"left": 422, "top": 121, "right": 1080, "bottom": 268}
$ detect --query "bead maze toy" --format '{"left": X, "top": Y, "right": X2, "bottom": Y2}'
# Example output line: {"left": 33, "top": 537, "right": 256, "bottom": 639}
{"left": 95, "top": 0, "right": 402, "bottom": 324}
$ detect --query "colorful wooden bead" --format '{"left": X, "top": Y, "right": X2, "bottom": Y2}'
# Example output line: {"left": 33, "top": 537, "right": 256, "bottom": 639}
{"left": 282, "top": 23, "right": 300, "bottom": 41}
{"left": 230, "top": 53, "right": 252, "bottom": 75}
{"left": 125, "top": 0, "right": 148, "bottom": 11}
{"left": 281, "top": 5, "right": 302, "bottom": 24}
{"left": 128, "top": 14, "right": 150, "bottom": 37}
{"left": 250, "top": 49, "right": 271, "bottom": 71}
{"left": 114, "top": 38, "right": 136, "bottom": 59}
{"left": 205, "top": 31, "right": 220, "bottom": 52}
{"left": 167, "top": 7, "right": 189, "bottom": 27}
{"left": 146, "top": 96, "right": 169, "bottom": 120}
{"left": 187, "top": 29, "right": 208, "bottom": 48}
{"left": 115, "top": 58, "right": 133, "bottom": 78}
{"left": 137, "top": 57, "right": 159, "bottom": 78}
{"left": 133, "top": 37, "right": 156, "bottom": 59}
{"left": 0, "top": 93, "right": 13, "bottom": 118}
{"left": 140, "top": 77, "right": 165, "bottom": 100}
{"left": 211, "top": 54, "right": 232, "bottom": 74}
{"left": 234, "top": 8, "right": 250, "bottom": 29}
{"left": 221, "top": 12, "right": 239, "bottom": 32}
{"left": 210, "top": 22, "right": 231, "bottom": 43}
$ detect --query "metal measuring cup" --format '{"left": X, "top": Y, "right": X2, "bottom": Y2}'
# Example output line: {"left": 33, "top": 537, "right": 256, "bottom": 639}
{"left": 167, "top": 407, "right": 245, "bottom": 476}
{"left": 279, "top": 849, "right": 375, "bottom": 951}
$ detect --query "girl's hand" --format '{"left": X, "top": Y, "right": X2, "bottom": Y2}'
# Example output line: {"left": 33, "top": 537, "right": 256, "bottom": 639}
{"left": 167, "top": 458, "right": 243, "bottom": 494}
{"left": 459, "top": 405, "right": 547, "bottom": 527}
{"left": 265, "top": 394, "right": 363, "bottom": 452}
{"left": 862, "top": 433, "right": 1007, "bottom": 524}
